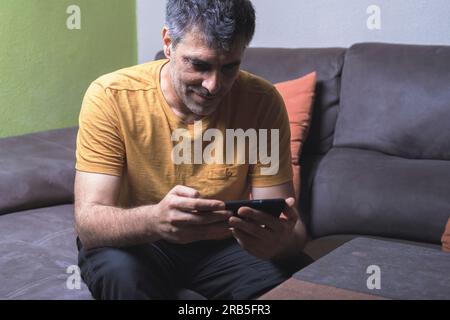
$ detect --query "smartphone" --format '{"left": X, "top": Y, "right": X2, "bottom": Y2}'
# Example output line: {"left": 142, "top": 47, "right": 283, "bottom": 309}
{"left": 225, "top": 198, "right": 286, "bottom": 218}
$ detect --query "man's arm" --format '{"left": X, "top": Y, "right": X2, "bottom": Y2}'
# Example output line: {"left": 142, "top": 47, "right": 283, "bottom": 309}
{"left": 74, "top": 171, "right": 161, "bottom": 250}
{"left": 74, "top": 171, "right": 231, "bottom": 250}
{"left": 228, "top": 181, "right": 308, "bottom": 260}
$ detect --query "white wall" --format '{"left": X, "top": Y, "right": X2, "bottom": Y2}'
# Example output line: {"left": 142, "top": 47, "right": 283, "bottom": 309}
{"left": 137, "top": 0, "right": 450, "bottom": 64}
{"left": 136, "top": 0, "right": 166, "bottom": 63}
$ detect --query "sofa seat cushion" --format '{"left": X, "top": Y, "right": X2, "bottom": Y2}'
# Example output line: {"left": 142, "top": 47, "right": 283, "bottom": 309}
{"left": 299, "top": 237, "right": 448, "bottom": 299}
{"left": 0, "top": 204, "right": 92, "bottom": 299}
{"left": 304, "top": 234, "right": 441, "bottom": 261}
{"left": 310, "top": 147, "right": 450, "bottom": 243}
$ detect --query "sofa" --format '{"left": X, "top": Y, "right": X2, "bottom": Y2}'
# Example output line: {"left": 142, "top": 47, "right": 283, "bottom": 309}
{"left": 1, "top": 42, "right": 449, "bottom": 300}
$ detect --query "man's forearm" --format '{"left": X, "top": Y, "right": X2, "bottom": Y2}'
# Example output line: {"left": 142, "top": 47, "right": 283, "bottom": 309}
{"left": 75, "top": 204, "right": 161, "bottom": 250}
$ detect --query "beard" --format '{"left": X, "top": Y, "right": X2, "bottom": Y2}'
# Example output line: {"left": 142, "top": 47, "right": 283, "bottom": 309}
{"left": 170, "top": 64, "right": 221, "bottom": 118}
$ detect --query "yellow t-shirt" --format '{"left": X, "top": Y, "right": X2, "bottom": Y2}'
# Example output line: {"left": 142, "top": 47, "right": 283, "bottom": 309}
{"left": 76, "top": 59, "right": 292, "bottom": 208}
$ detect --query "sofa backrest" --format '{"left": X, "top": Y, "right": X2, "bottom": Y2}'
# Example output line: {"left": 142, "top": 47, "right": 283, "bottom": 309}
{"left": 334, "top": 43, "right": 450, "bottom": 159}
{"left": 0, "top": 128, "right": 77, "bottom": 215}
{"left": 240, "top": 48, "right": 346, "bottom": 155}
{"left": 310, "top": 43, "right": 450, "bottom": 244}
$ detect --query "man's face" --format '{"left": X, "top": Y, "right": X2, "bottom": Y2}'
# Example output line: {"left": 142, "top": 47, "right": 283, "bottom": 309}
{"left": 168, "top": 30, "right": 245, "bottom": 118}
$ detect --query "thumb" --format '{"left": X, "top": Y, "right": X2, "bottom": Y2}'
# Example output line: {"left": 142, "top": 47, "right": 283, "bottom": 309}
{"left": 282, "top": 197, "right": 297, "bottom": 222}
{"left": 285, "top": 197, "right": 295, "bottom": 208}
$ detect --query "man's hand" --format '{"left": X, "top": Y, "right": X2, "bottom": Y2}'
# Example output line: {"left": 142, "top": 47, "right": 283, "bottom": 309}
{"left": 154, "top": 185, "right": 232, "bottom": 244}
{"left": 228, "top": 197, "right": 299, "bottom": 260}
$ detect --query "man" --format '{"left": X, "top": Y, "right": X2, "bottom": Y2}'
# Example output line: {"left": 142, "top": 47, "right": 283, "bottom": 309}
{"left": 75, "top": 0, "right": 311, "bottom": 300}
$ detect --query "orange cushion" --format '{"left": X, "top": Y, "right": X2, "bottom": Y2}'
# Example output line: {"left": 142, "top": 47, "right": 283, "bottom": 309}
{"left": 275, "top": 72, "right": 317, "bottom": 201}
{"left": 442, "top": 218, "right": 450, "bottom": 252}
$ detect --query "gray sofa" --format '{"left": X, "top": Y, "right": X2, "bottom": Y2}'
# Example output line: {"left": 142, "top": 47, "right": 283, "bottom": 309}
{"left": 0, "top": 128, "right": 91, "bottom": 299}
{"left": 1, "top": 42, "right": 449, "bottom": 299}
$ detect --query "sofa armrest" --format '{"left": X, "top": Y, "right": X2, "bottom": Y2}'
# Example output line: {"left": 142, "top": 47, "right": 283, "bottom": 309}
{"left": 0, "top": 127, "right": 78, "bottom": 215}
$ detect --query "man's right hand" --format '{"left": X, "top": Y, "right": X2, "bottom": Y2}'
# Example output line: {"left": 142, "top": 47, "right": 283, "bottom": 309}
{"left": 153, "top": 185, "right": 232, "bottom": 243}
{"left": 75, "top": 170, "right": 232, "bottom": 249}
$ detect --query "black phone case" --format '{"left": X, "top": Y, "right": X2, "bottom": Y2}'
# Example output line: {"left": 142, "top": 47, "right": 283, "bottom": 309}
{"left": 225, "top": 198, "right": 286, "bottom": 217}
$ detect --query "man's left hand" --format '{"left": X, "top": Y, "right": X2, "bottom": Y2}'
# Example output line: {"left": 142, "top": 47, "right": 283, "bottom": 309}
{"left": 228, "top": 197, "right": 298, "bottom": 260}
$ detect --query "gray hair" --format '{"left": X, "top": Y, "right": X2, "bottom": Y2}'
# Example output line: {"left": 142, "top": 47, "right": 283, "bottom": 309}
{"left": 165, "top": 0, "right": 256, "bottom": 51}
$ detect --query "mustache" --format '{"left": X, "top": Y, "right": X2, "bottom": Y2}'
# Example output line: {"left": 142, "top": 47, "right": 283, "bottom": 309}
{"left": 190, "top": 88, "right": 218, "bottom": 98}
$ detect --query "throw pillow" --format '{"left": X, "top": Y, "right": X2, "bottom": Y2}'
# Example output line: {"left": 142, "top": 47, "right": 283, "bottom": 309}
{"left": 275, "top": 72, "right": 317, "bottom": 201}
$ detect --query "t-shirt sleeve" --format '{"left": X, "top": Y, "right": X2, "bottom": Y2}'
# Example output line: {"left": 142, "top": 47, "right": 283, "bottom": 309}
{"left": 76, "top": 82, "right": 125, "bottom": 176}
{"left": 249, "top": 88, "right": 293, "bottom": 187}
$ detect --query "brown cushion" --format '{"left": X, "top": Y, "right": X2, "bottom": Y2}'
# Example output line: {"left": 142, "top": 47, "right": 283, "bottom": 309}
{"left": 442, "top": 218, "right": 450, "bottom": 252}
{"left": 275, "top": 72, "right": 317, "bottom": 200}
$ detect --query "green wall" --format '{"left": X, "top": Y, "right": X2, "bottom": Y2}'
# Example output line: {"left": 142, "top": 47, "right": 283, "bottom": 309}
{"left": 0, "top": 0, "right": 137, "bottom": 137}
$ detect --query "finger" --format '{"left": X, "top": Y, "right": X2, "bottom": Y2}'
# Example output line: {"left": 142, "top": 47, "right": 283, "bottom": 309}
{"left": 173, "top": 197, "right": 225, "bottom": 212}
{"left": 283, "top": 197, "right": 298, "bottom": 223}
{"left": 195, "top": 209, "right": 232, "bottom": 216}
{"left": 230, "top": 227, "right": 259, "bottom": 251}
{"left": 231, "top": 228, "right": 246, "bottom": 249}
{"left": 228, "top": 215, "right": 269, "bottom": 238}
{"left": 201, "top": 221, "right": 232, "bottom": 240}
{"left": 170, "top": 185, "right": 201, "bottom": 198}
{"left": 236, "top": 207, "right": 281, "bottom": 232}
{"left": 285, "top": 197, "right": 295, "bottom": 209}
{"left": 172, "top": 210, "right": 232, "bottom": 226}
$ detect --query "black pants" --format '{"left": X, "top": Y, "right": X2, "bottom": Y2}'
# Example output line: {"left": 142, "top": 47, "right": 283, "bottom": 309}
{"left": 77, "top": 237, "right": 312, "bottom": 300}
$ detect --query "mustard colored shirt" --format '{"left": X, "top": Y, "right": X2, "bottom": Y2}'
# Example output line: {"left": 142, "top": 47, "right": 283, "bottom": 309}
{"left": 76, "top": 59, "right": 292, "bottom": 207}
